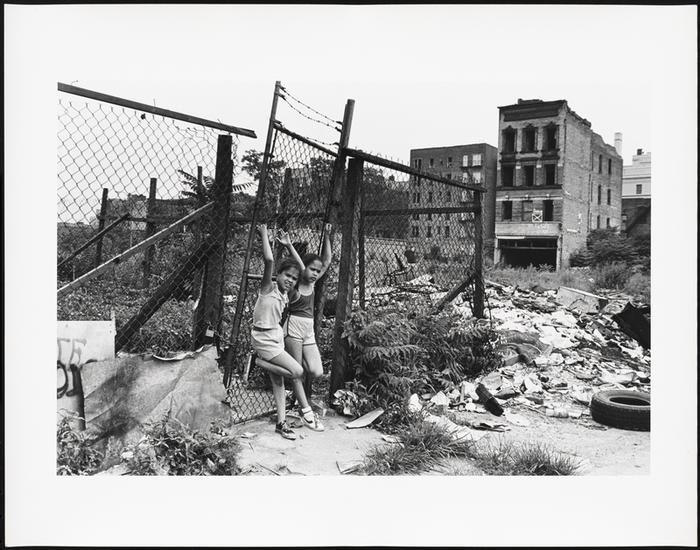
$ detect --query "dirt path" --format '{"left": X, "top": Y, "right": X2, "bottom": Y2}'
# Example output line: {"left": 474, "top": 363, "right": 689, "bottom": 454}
{"left": 230, "top": 408, "right": 649, "bottom": 476}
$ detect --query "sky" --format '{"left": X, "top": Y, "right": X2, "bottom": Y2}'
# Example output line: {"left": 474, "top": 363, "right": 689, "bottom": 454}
{"left": 4, "top": 4, "right": 697, "bottom": 548}
{"left": 28, "top": 5, "right": 655, "bottom": 165}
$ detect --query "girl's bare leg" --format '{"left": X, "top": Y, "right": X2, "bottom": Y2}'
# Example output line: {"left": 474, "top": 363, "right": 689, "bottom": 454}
{"left": 268, "top": 373, "right": 286, "bottom": 423}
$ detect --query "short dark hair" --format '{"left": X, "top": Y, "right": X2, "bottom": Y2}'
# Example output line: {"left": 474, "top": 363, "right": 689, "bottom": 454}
{"left": 302, "top": 253, "right": 323, "bottom": 267}
{"left": 277, "top": 257, "right": 301, "bottom": 274}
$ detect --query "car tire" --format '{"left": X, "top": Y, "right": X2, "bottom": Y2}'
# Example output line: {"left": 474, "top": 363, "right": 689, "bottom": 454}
{"left": 590, "top": 390, "right": 650, "bottom": 431}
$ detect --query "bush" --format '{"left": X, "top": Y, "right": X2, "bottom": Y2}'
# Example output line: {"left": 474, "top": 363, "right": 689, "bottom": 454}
{"left": 624, "top": 272, "right": 651, "bottom": 303}
{"left": 591, "top": 262, "right": 629, "bottom": 290}
{"left": 342, "top": 307, "right": 502, "bottom": 423}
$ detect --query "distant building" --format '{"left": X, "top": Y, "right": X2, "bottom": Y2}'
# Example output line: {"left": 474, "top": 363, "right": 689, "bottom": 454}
{"left": 621, "top": 147, "right": 651, "bottom": 237}
{"left": 494, "top": 99, "right": 623, "bottom": 269}
{"left": 408, "top": 143, "right": 498, "bottom": 257}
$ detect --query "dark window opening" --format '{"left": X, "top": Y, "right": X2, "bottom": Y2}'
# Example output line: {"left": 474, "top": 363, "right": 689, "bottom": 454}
{"left": 444, "top": 226, "right": 450, "bottom": 237}
{"left": 598, "top": 154, "right": 603, "bottom": 173}
{"left": 636, "top": 184, "right": 642, "bottom": 194}
{"left": 428, "top": 192, "right": 433, "bottom": 203}
{"left": 436, "top": 226, "right": 442, "bottom": 235}
{"left": 608, "top": 158, "right": 612, "bottom": 174}
{"left": 502, "top": 165, "right": 515, "bottom": 186}
{"left": 447, "top": 156, "right": 452, "bottom": 167}
{"left": 597, "top": 185, "right": 601, "bottom": 205}
{"left": 426, "top": 226, "right": 432, "bottom": 237}
{"left": 445, "top": 213, "right": 451, "bottom": 220}
{"left": 544, "top": 164, "right": 556, "bottom": 186}
{"left": 503, "top": 128, "right": 516, "bottom": 153}
{"left": 412, "top": 226, "right": 420, "bottom": 237}
{"left": 502, "top": 201, "right": 512, "bottom": 221}
{"left": 446, "top": 191, "right": 452, "bottom": 201}
{"left": 596, "top": 215, "right": 600, "bottom": 229}
{"left": 524, "top": 165, "right": 535, "bottom": 187}
{"left": 427, "top": 213, "right": 432, "bottom": 221}
{"left": 521, "top": 200, "right": 533, "bottom": 221}
{"left": 606, "top": 218, "right": 610, "bottom": 228}
{"left": 429, "top": 158, "right": 434, "bottom": 168}
{"left": 499, "top": 238, "right": 557, "bottom": 269}
{"left": 607, "top": 188, "right": 611, "bottom": 205}
{"left": 543, "top": 200, "right": 554, "bottom": 221}
{"left": 544, "top": 125, "right": 557, "bottom": 150}
{"left": 523, "top": 126, "right": 537, "bottom": 152}
{"left": 412, "top": 213, "right": 419, "bottom": 220}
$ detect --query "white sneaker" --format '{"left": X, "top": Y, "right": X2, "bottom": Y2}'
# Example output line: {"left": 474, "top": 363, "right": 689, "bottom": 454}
{"left": 300, "top": 407, "right": 325, "bottom": 431}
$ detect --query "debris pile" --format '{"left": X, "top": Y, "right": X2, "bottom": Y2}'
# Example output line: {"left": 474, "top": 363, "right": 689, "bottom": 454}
{"left": 445, "top": 280, "right": 651, "bottom": 427}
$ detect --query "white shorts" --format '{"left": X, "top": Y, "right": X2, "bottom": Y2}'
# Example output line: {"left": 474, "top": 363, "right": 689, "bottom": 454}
{"left": 250, "top": 326, "right": 285, "bottom": 360}
{"left": 284, "top": 315, "right": 316, "bottom": 346}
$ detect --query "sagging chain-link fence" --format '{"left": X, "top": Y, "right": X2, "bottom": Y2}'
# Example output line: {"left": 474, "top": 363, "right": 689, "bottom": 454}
{"left": 57, "top": 83, "right": 255, "bottom": 355}
{"left": 351, "top": 150, "right": 484, "bottom": 314}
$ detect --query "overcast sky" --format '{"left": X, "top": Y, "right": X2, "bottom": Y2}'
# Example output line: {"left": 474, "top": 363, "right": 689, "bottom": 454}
{"left": 4, "top": 4, "right": 697, "bottom": 548}
{"left": 10, "top": 5, "right": 662, "bottom": 164}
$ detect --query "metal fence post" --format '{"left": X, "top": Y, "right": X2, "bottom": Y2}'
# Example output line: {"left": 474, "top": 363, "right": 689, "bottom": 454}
{"left": 314, "top": 98, "right": 354, "bottom": 340}
{"left": 473, "top": 189, "right": 485, "bottom": 318}
{"left": 192, "top": 134, "right": 233, "bottom": 348}
{"left": 330, "top": 156, "right": 363, "bottom": 397}
{"left": 142, "top": 177, "right": 157, "bottom": 288}
{"left": 223, "top": 81, "right": 282, "bottom": 385}
{"left": 94, "top": 188, "right": 109, "bottom": 268}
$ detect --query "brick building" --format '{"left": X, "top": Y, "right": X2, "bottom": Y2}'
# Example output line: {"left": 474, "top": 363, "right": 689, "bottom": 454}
{"left": 408, "top": 143, "right": 498, "bottom": 256}
{"left": 621, "top": 147, "right": 651, "bottom": 237}
{"left": 494, "top": 99, "right": 623, "bottom": 269}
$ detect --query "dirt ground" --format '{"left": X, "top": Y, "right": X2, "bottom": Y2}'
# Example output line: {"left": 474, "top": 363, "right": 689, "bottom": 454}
{"left": 230, "top": 406, "right": 649, "bottom": 476}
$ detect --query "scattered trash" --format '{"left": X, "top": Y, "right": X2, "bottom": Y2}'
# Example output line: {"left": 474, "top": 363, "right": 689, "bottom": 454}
{"left": 429, "top": 391, "right": 450, "bottom": 414}
{"left": 555, "top": 286, "right": 608, "bottom": 314}
{"left": 590, "top": 390, "right": 650, "bottom": 431}
{"left": 346, "top": 408, "right": 385, "bottom": 429}
{"left": 476, "top": 383, "right": 504, "bottom": 416}
{"left": 337, "top": 460, "right": 364, "bottom": 474}
{"left": 612, "top": 303, "right": 651, "bottom": 349}
{"left": 408, "top": 393, "right": 423, "bottom": 413}
{"left": 380, "top": 434, "right": 401, "bottom": 444}
{"left": 239, "top": 432, "right": 257, "bottom": 439}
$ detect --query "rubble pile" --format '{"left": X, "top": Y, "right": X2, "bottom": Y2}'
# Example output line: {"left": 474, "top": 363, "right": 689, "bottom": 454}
{"left": 443, "top": 280, "right": 651, "bottom": 427}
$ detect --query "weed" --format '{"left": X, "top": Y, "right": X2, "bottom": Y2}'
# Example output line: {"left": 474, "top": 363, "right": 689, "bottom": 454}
{"left": 472, "top": 439, "right": 581, "bottom": 476}
{"left": 361, "top": 419, "right": 580, "bottom": 476}
{"left": 624, "top": 272, "right": 651, "bottom": 303}
{"left": 56, "top": 416, "right": 104, "bottom": 475}
{"left": 124, "top": 412, "right": 241, "bottom": 476}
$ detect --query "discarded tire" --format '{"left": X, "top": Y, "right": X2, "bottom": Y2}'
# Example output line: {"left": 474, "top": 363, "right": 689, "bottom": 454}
{"left": 590, "top": 390, "right": 650, "bottom": 431}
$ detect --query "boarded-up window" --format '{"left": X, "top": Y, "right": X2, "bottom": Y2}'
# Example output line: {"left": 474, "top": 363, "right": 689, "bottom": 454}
{"left": 502, "top": 201, "right": 512, "bottom": 221}
{"left": 521, "top": 200, "right": 533, "bottom": 221}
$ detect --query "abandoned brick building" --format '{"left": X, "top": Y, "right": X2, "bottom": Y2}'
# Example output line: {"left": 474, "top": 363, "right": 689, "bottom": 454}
{"left": 494, "top": 99, "right": 623, "bottom": 269}
{"left": 408, "top": 143, "right": 498, "bottom": 257}
{"left": 621, "top": 147, "right": 651, "bottom": 237}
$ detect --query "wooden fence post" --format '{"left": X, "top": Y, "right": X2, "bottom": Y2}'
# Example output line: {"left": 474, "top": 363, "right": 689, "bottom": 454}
{"left": 473, "top": 189, "right": 485, "bottom": 318}
{"left": 192, "top": 134, "right": 233, "bottom": 348}
{"left": 314, "top": 98, "right": 354, "bottom": 340}
{"left": 94, "top": 188, "right": 109, "bottom": 268}
{"left": 142, "top": 178, "right": 157, "bottom": 288}
{"left": 330, "top": 157, "right": 363, "bottom": 396}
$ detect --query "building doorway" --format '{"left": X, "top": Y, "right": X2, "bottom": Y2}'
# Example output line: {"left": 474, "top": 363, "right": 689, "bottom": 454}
{"left": 498, "top": 238, "right": 558, "bottom": 269}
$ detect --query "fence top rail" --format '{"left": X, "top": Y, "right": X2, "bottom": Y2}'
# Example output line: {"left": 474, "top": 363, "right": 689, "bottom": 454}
{"left": 58, "top": 82, "right": 257, "bottom": 139}
{"left": 344, "top": 147, "right": 485, "bottom": 193}
{"left": 272, "top": 121, "right": 339, "bottom": 158}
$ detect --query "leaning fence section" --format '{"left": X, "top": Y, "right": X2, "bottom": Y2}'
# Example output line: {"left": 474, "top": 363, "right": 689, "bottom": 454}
{"left": 57, "top": 84, "right": 254, "bottom": 355}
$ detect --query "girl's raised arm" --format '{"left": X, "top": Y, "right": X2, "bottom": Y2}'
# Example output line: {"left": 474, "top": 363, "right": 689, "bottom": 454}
{"left": 276, "top": 230, "right": 305, "bottom": 272}
{"left": 258, "top": 224, "right": 275, "bottom": 293}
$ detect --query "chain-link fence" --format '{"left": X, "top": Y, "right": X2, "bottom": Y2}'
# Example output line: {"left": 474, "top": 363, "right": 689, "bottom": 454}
{"left": 224, "top": 122, "right": 339, "bottom": 422}
{"left": 57, "top": 83, "right": 255, "bottom": 355}
{"left": 349, "top": 149, "right": 484, "bottom": 315}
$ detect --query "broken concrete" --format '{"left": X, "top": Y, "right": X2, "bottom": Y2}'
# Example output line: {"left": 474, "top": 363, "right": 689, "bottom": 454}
{"left": 556, "top": 286, "right": 608, "bottom": 314}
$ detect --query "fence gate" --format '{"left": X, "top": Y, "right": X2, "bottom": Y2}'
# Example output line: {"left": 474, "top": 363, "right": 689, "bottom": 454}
{"left": 223, "top": 82, "right": 351, "bottom": 423}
